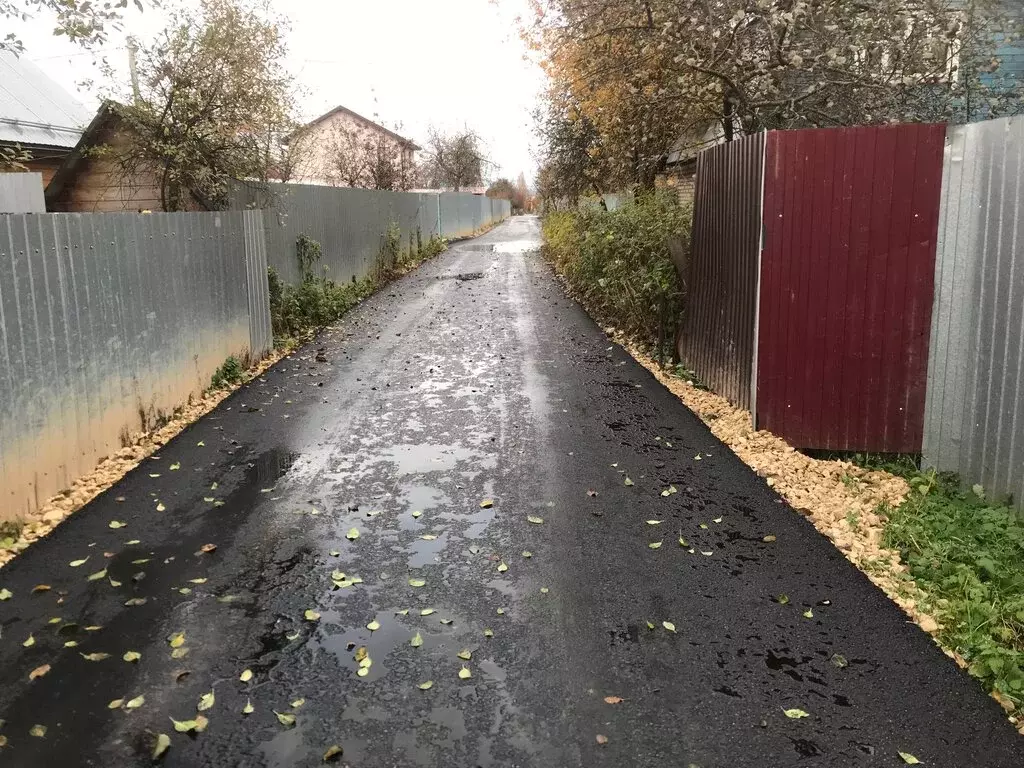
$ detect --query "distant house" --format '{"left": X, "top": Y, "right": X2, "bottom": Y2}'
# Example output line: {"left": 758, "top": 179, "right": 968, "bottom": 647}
{"left": 45, "top": 102, "right": 209, "bottom": 213}
{"left": 287, "top": 105, "right": 420, "bottom": 187}
{"left": 0, "top": 52, "right": 92, "bottom": 186}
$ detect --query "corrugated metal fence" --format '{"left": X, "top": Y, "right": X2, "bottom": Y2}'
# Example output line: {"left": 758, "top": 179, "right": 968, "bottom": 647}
{"left": 924, "top": 116, "right": 1024, "bottom": 504}
{"left": 232, "top": 184, "right": 510, "bottom": 284}
{"left": 679, "top": 132, "right": 764, "bottom": 410}
{"left": 0, "top": 211, "right": 269, "bottom": 517}
{"left": 683, "top": 115, "right": 1024, "bottom": 504}
{"left": 757, "top": 124, "right": 945, "bottom": 452}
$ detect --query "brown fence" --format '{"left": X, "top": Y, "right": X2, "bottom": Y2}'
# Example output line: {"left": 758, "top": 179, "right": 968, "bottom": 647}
{"left": 678, "top": 132, "right": 765, "bottom": 409}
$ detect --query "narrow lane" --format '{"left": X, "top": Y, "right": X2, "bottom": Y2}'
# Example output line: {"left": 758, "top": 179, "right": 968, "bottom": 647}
{"left": 0, "top": 217, "right": 1020, "bottom": 767}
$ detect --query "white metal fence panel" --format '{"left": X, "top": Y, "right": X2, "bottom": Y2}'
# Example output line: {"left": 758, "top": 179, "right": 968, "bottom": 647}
{"left": 924, "top": 116, "right": 1024, "bottom": 504}
{"left": 0, "top": 172, "right": 45, "bottom": 213}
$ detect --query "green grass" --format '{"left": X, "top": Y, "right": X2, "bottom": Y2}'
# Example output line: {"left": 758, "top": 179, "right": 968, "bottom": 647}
{"left": 875, "top": 464, "right": 1024, "bottom": 713}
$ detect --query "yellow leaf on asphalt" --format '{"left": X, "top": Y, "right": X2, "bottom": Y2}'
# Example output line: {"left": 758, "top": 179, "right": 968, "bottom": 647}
{"left": 169, "top": 462, "right": 180, "bottom": 471}
{"left": 527, "top": 515, "right": 544, "bottom": 524}
{"left": 123, "top": 651, "right": 141, "bottom": 662}
{"left": 458, "top": 666, "right": 472, "bottom": 679}
{"left": 700, "top": 550, "right": 713, "bottom": 556}
{"left": 156, "top": 503, "right": 166, "bottom": 512}
{"left": 108, "top": 698, "right": 124, "bottom": 709}
{"left": 125, "top": 695, "right": 145, "bottom": 709}
{"left": 411, "top": 510, "right": 422, "bottom": 518}
{"left": 240, "top": 669, "right": 253, "bottom": 682}
{"left": 803, "top": 609, "right": 814, "bottom": 619}
{"left": 69, "top": 558, "right": 89, "bottom": 567}
{"left": 484, "top": 628, "right": 494, "bottom": 638}
{"left": 125, "top": 597, "right": 146, "bottom": 606}
{"left": 286, "top": 630, "right": 300, "bottom": 641}
{"left": 646, "top": 621, "right": 655, "bottom": 630}
{"left": 200, "top": 543, "right": 216, "bottom": 553}
{"left": 29, "top": 664, "right": 50, "bottom": 680}
{"left": 63, "top": 641, "right": 78, "bottom": 648}
{"left": 0, "top": 588, "right": 11, "bottom": 600}
{"left": 168, "top": 632, "right": 186, "bottom": 648}
{"left": 29, "top": 724, "right": 46, "bottom": 738}
{"left": 646, "top": 520, "right": 662, "bottom": 525}
{"left": 304, "top": 609, "right": 321, "bottom": 621}
{"left": 421, "top": 534, "right": 437, "bottom": 540}
{"left": 153, "top": 733, "right": 171, "bottom": 759}
{"left": 540, "top": 587, "right": 549, "bottom": 594}
{"left": 411, "top": 632, "right": 423, "bottom": 647}
{"left": 197, "top": 692, "right": 214, "bottom": 711}
{"left": 171, "top": 646, "right": 190, "bottom": 659}
{"left": 522, "top": 550, "right": 532, "bottom": 558}
{"left": 108, "top": 520, "right": 126, "bottom": 529}
{"left": 648, "top": 541, "right": 662, "bottom": 549}
{"left": 291, "top": 698, "right": 305, "bottom": 708}
{"left": 189, "top": 578, "right": 207, "bottom": 584}
{"left": 420, "top": 608, "right": 435, "bottom": 616}
{"left": 604, "top": 696, "right": 624, "bottom": 704}
{"left": 480, "top": 499, "right": 494, "bottom": 508}
{"left": 624, "top": 477, "right": 634, "bottom": 486}
{"left": 87, "top": 569, "right": 107, "bottom": 581}
{"left": 346, "top": 528, "right": 359, "bottom": 540}
{"left": 678, "top": 536, "right": 688, "bottom": 546}
{"left": 663, "top": 621, "right": 676, "bottom": 632}
{"left": 242, "top": 698, "right": 254, "bottom": 714}
{"left": 899, "top": 752, "right": 921, "bottom": 765}
{"left": 457, "top": 649, "right": 472, "bottom": 660}
{"left": 323, "top": 744, "right": 344, "bottom": 761}
{"left": 80, "top": 652, "right": 110, "bottom": 661}
{"left": 497, "top": 562, "right": 508, "bottom": 573}
{"left": 408, "top": 578, "right": 426, "bottom": 587}
{"left": 763, "top": 535, "right": 777, "bottom": 542}
{"left": 32, "top": 584, "right": 51, "bottom": 593}
{"left": 171, "top": 716, "right": 205, "bottom": 733}
{"left": 418, "top": 681, "right": 434, "bottom": 690}
{"left": 23, "top": 634, "right": 35, "bottom": 647}
{"left": 783, "top": 708, "right": 810, "bottom": 719}
{"left": 275, "top": 711, "right": 296, "bottom": 727}
{"left": 367, "top": 620, "right": 380, "bottom": 631}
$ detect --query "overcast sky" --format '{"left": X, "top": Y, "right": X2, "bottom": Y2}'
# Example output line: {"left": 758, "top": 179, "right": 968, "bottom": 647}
{"left": 13, "top": 0, "right": 544, "bottom": 184}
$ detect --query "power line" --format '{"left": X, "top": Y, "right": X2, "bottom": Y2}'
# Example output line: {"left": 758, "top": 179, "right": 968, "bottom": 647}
{"left": 29, "top": 47, "right": 117, "bottom": 62}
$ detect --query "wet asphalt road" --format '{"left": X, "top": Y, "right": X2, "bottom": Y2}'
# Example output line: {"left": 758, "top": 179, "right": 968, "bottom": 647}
{"left": 0, "top": 216, "right": 1021, "bottom": 768}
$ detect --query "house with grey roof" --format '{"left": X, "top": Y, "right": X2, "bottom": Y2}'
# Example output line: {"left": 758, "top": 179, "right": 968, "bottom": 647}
{"left": 0, "top": 51, "right": 92, "bottom": 185}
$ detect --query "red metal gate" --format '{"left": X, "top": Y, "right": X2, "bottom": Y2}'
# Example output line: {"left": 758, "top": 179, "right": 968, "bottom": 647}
{"left": 755, "top": 124, "right": 946, "bottom": 452}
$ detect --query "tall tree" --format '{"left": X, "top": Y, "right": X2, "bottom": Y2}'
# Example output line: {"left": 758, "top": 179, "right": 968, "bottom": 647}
{"left": 107, "top": 0, "right": 297, "bottom": 210}
{"left": 1, "top": 0, "right": 147, "bottom": 55}
{"left": 421, "top": 126, "right": 488, "bottom": 191}
{"left": 527, "top": 0, "right": 1023, "bottom": 196}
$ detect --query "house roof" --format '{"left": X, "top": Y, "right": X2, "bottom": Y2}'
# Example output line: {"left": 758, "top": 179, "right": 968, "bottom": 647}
{"left": 0, "top": 52, "right": 92, "bottom": 149}
{"left": 295, "top": 105, "right": 422, "bottom": 151}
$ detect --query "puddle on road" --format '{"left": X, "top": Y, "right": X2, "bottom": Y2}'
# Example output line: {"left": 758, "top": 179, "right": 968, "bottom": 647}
{"left": 492, "top": 240, "right": 538, "bottom": 255}
{"left": 384, "top": 443, "right": 488, "bottom": 475}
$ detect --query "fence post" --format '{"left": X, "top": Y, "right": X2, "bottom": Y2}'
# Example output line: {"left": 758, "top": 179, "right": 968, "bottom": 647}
{"left": 436, "top": 194, "right": 442, "bottom": 239}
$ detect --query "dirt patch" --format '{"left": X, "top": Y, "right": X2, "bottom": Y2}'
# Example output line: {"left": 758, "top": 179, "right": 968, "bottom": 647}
{"left": 0, "top": 347, "right": 289, "bottom": 570}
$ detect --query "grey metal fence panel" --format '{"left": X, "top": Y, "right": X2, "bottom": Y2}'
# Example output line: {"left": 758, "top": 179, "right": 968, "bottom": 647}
{"left": 0, "top": 172, "right": 45, "bottom": 213}
{"left": 924, "top": 116, "right": 1024, "bottom": 505}
{"left": 243, "top": 210, "right": 273, "bottom": 356}
{"left": 0, "top": 211, "right": 255, "bottom": 518}
{"left": 679, "top": 132, "right": 766, "bottom": 411}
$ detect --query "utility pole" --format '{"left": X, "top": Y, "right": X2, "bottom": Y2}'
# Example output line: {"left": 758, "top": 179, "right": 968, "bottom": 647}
{"left": 127, "top": 39, "right": 141, "bottom": 105}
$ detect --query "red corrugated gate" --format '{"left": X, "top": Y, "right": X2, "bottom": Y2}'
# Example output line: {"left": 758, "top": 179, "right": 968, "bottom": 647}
{"left": 755, "top": 124, "right": 946, "bottom": 452}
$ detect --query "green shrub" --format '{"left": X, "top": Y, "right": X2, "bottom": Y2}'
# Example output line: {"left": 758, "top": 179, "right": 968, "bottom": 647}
{"left": 542, "top": 192, "right": 691, "bottom": 353}
{"left": 880, "top": 468, "right": 1024, "bottom": 713}
{"left": 211, "top": 355, "right": 244, "bottom": 388}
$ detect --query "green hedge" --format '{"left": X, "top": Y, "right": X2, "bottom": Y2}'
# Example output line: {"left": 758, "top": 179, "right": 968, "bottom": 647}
{"left": 542, "top": 193, "right": 691, "bottom": 352}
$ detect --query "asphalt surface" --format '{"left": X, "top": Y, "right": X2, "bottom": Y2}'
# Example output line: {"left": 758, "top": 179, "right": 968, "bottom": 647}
{"left": 0, "top": 216, "right": 1020, "bottom": 767}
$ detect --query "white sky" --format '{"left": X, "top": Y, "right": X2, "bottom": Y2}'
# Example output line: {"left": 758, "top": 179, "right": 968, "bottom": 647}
{"left": 12, "top": 0, "right": 544, "bottom": 185}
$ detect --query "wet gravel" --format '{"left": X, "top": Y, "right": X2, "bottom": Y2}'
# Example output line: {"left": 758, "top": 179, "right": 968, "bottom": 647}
{"left": 0, "top": 216, "right": 1020, "bottom": 767}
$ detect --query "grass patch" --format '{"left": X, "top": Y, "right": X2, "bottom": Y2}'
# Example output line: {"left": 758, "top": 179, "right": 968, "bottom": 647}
{"left": 875, "top": 464, "right": 1024, "bottom": 715}
{"left": 210, "top": 355, "right": 244, "bottom": 389}
{"left": 541, "top": 191, "right": 691, "bottom": 362}
{"left": 268, "top": 229, "right": 447, "bottom": 344}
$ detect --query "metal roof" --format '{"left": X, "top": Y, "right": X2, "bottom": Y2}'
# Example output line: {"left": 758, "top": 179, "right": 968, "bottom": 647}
{"left": 0, "top": 52, "right": 92, "bottom": 149}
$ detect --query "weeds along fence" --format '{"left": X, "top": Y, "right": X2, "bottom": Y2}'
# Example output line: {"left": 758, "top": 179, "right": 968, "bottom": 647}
{"left": 681, "top": 115, "right": 1024, "bottom": 507}
{"left": 0, "top": 186, "right": 510, "bottom": 519}
{"left": 231, "top": 183, "right": 510, "bottom": 284}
